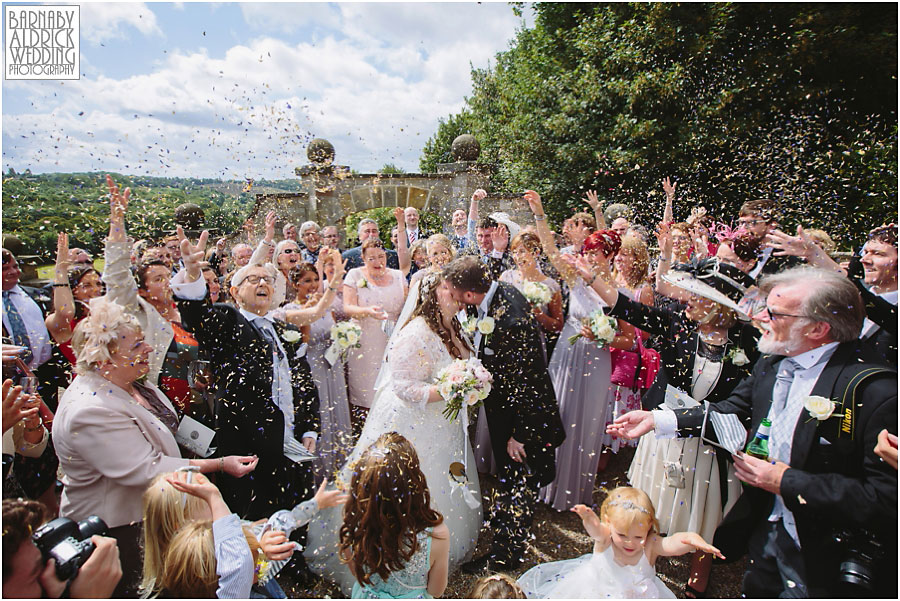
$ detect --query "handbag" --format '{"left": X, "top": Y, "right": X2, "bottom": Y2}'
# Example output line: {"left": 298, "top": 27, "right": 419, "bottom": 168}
{"left": 609, "top": 334, "right": 661, "bottom": 391}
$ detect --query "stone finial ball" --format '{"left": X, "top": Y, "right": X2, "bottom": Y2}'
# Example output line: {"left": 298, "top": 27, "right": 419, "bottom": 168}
{"left": 174, "top": 203, "right": 205, "bottom": 229}
{"left": 451, "top": 134, "right": 480, "bottom": 161}
{"left": 307, "top": 138, "right": 336, "bottom": 164}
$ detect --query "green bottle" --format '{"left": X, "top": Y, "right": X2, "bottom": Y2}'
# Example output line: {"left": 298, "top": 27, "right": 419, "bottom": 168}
{"left": 745, "top": 418, "right": 771, "bottom": 460}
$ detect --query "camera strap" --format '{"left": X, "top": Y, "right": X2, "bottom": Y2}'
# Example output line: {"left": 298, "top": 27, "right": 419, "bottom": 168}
{"left": 837, "top": 367, "right": 893, "bottom": 441}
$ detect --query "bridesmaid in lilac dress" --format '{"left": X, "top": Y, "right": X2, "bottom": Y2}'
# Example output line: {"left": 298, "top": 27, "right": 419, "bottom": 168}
{"left": 342, "top": 238, "right": 408, "bottom": 433}
{"left": 523, "top": 190, "right": 638, "bottom": 511}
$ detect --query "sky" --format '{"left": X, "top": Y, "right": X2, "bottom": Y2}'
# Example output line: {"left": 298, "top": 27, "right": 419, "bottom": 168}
{"left": 1, "top": 1, "right": 531, "bottom": 179}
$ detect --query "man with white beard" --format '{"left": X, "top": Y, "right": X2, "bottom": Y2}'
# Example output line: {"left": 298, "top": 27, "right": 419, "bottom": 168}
{"left": 609, "top": 266, "right": 898, "bottom": 598}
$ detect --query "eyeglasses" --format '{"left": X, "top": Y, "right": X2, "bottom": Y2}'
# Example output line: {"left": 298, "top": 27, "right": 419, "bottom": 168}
{"left": 764, "top": 305, "right": 807, "bottom": 322}
{"left": 302, "top": 232, "right": 318, "bottom": 238}
{"left": 243, "top": 275, "right": 274, "bottom": 285}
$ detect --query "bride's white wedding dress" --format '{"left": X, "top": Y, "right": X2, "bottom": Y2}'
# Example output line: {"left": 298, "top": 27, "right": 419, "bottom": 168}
{"left": 304, "top": 315, "right": 483, "bottom": 594}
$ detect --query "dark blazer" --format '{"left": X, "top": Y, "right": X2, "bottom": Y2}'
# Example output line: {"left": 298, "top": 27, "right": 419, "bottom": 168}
{"left": 342, "top": 246, "right": 399, "bottom": 270}
{"left": 672, "top": 342, "right": 897, "bottom": 596}
{"left": 458, "top": 245, "right": 515, "bottom": 281}
{"left": 607, "top": 291, "right": 760, "bottom": 411}
{"left": 476, "top": 282, "right": 564, "bottom": 487}
{"left": 176, "top": 298, "right": 320, "bottom": 520}
{"left": 851, "top": 277, "right": 897, "bottom": 368}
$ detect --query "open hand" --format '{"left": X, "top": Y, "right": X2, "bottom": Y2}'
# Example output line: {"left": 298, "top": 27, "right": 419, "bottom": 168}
{"left": 55, "top": 232, "right": 72, "bottom": 276}
{"left": 680, "top": 532, "right": 725, "bottom": 560}
{"left": 222, "top": 455, "right": 259, "bottom": 478}
{"left": 606, "top": 410, "right": 655, "bottom": 439}
{"left": 2, "top": 379, "right": 38, "bottom": 435}
{"left": 523, "top": 189, "right": 544, "bottom": 216}
{"left": 662, "top": 177, "right": 676, "bottom": 201}
{"left": 559, "top": 253, "right": 595, "bottom": 282}
{"left": 491, "top": 224, "right": 510, "bottom": 253}
{"left": 571, "top": 504, "right": 606, "bottom": 541}
{"left": 584, "top": 190, "right": 602, "bottom": 211}
{"left": 765, "top": 226, "right": 814, "bottom": 259}
{"left": 393, "top": 206, "right": 406, "bottom": 225}
{"left": 106, "top": 175, "right": 130, "bottom": 221}
{"left": 177, "top": 225, "right": 209, "bottom": 281}
{"left": 314, "top": 478, "right": 350, "bottom": 510}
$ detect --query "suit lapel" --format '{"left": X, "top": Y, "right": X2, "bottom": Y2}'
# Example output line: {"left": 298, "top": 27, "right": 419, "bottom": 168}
{"left": 789, "top": 345, "right": 847, "bottom": 467}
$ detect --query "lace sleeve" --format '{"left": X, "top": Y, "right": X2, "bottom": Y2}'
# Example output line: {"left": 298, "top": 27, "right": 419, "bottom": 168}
{"left": 388, "top": 318, "right": 446, "bottom": 409}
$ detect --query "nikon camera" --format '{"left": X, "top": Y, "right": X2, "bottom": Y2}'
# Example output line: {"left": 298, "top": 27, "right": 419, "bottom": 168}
{"left": 32, "top": 516, "right": 108, "bottom": 581}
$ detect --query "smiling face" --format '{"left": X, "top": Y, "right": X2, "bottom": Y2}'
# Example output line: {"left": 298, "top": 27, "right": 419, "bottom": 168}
{"left": 294, "top": 268, "right": 320, "bottom": 300}
{"left": 202, "top": 269, "right": 221, "bottom": 302}
{"left": 605, "top": 515, "right": 651, "bottom": 558}
{"left": 611, "top": 217, "right": 630, "bottom": 238}
{"left": 511, "top": 241, "right": 537, "bottom": 270}
{"left": 753, "top": 283, "right": 816, "bottom": 356}
{"left": 362, "top": 246, "right": 387, "bottom": 274}
{"left": 2, "top": 253, "right": 21, "bottom": 290}
{"left": 231, "top": 266, "right": 275, "bottom": 315}
{"left": 232, "top": 245, "right": 252, "bottom": 267}
{"left": 613, "top": 249, "right": 634, "bottom": 278}
{"left": 138, "top": 264, "right": 173, "bottom": 306}
{"left": 358, "top": 222, "right": 380, "bottom": 243}
{"left": 301, "top": 227, "right": 320, "bottom": 252}
{"left": 476, "top": 227, "right": 494, "bottom": 253}
{"left": 427, "top": 241, "right": 453, "bottom": 269}
{"left": 684, "top": 293, "right": 716, "bottom": 323}
{"left": 321, "top": 226, "right": 339, "bottom": 248}
{"left": 72, "top": 270, "right": 103, "bottom": 302}
{"left": 106, "top": 326, "right": 153, "bottom": 383}
{"left": 404, "top": 207, "right": 420, "bottom": 228}
{"left": 861, "top": 239, "right": 898, "bottom": 291}
{"left": 276, "top": 241, "right": 301, "bottom": 272}
{"left": 452, "top": 210, "right": 466, "bottom": 228}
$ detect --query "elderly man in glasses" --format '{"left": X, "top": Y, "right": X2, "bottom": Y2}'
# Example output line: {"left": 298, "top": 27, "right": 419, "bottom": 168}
{"left": 172, "top": 239, "right": 320, "bottom": 527}
{"left": 610, "top": 266, "right": 897, "bottom": 598}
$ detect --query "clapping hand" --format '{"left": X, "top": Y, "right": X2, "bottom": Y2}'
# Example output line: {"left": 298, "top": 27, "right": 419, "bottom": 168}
{"left": 177, "top": 225, "right": 209, "bottom": 282}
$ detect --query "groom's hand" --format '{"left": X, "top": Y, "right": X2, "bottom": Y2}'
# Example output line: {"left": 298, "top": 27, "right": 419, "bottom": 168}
{"left": 507, "top": 437, "right": 526, "bottom": 463}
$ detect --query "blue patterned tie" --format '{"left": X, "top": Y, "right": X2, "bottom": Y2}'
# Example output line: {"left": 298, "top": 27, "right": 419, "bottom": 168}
{"left": 2, "top": 290, "right": 33, "bottom": 365}
{"left": 766, "top": 358, "right": 800, "bottom": 462}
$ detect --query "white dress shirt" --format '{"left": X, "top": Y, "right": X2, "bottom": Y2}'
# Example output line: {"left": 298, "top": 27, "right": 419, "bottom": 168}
{"left": 1, "top": 285, "right": 52, "bottom": 369}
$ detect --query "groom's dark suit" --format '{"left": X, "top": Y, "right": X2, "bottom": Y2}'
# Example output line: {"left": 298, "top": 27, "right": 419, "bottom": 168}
{"left": 474, "top": 281, "right": 564, "bottom": 564}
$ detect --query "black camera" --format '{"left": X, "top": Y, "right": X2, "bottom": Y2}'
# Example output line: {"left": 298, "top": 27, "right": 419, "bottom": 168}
{"left": 32, "top": 515, "right": 108, "bottom": 581}
{"left": 833, "top": 528, "right": 884, "bottom": 594}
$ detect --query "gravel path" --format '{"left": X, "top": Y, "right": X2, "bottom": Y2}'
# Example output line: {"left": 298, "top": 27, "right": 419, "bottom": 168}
{"left": 284, "top": 446, "right": 746, "bottom": 598}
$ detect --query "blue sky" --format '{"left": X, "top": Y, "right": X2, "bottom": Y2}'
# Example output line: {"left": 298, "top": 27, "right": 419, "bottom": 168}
{"left": 2, "top": 2, "right": 531, "bottom": 179}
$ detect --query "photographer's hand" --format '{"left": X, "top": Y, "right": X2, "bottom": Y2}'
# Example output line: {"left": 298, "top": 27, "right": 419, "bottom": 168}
{"left": 40, "top": 536, "right": 122, "bottom": 598}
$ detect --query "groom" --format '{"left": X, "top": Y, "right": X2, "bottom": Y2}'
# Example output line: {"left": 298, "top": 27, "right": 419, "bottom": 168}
{"left": 443, "top": 256, "right": 565, "bottom": 573}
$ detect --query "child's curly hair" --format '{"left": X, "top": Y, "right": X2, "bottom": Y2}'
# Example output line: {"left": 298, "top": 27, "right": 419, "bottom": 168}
{"left": 468, "top": 573, "right": 527, "bottom": 598}
{"left": 338, "top": 432, "right": 443, "bottom": 587}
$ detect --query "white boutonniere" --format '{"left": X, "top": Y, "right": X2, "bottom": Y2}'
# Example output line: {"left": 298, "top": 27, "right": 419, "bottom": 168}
{"left": 726, "top": 347, "right": 750, "bottom": 366}
{"left": 281, "top": 330, "right": 302, "bottom": 344}
{"left": 476, "top": 316, "right": 495, "bottom": 335}
{"left": 804, "top": 395, "right": 836, "bottom": 421}
{"left": 357, "top": 277, "right": 368, "bottom": 288}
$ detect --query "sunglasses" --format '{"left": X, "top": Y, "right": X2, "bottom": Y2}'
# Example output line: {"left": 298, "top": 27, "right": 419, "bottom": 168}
{"left": 281, "top": 248, "right": 300, "bottom": 254}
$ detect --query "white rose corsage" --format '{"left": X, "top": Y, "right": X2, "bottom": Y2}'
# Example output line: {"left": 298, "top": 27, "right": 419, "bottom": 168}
{"left": 476, "top": 316, "right": 495, "bottom": 335}
{"left": 281, "top": 330, "right": 302, "bottom": 344}
{"left": 726, "top": 347, "right": 750, "bottom": 366}
{"left": 357, "top": 277, "right": 368, "bottom": 288}
{"left": 803, "top": 395, "right": 836, "bottom": 421}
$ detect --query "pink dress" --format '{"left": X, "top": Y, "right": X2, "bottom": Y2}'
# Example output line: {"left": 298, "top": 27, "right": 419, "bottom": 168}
{"left": 343, "top": 267, "right": 406, "bottom": 409}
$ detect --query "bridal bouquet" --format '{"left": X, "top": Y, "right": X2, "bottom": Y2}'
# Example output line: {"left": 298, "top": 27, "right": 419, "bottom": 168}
{"left": 567, "top": 309, "right": 617, "bottom": 348}
{"left": 329, "top": 320, "right": 362, "bottom": 358}
{"left": 521, "top": 281, "right": 553, "bottom": 307}
{"left": 436, "top": 358, "right": 493, "bottom": 422}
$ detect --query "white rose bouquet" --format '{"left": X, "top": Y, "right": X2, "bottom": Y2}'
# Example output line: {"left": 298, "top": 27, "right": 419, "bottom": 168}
{"left": 521, "top": 281, "right": 553, "bottom": 307}
{"left": 568, "top": 309, "right": 617, "bottom": 348}
{"left": 329, "top": 320, "right": 362, "bottom": 358}
{"left": 436, "top": 357, "right": 493, "bottom": 422}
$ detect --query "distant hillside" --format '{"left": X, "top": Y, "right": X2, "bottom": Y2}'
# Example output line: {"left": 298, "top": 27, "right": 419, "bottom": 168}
{"left": 1, "top": 171, "right": 303, "bottom": 260}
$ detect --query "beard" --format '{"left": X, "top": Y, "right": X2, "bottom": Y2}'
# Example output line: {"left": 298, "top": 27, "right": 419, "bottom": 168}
{"left": 757, "top": 320, "right": 807, "bottom": 356}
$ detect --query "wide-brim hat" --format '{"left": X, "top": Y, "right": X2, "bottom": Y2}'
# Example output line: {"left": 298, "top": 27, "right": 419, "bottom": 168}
{"left": 488, "top": 212, "right": 521, "bottom": 240}
{"left": 662, "top": 258, "right": 755, "bottom": 320}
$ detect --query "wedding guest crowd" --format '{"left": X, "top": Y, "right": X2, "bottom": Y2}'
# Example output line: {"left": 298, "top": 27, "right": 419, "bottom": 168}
{"left": 2, "top": 173, "right": 895, "bottom": 600}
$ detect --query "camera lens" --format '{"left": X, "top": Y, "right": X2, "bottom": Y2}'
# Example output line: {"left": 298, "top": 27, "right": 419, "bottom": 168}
{"left": 77, "top": 515, "right": 108, "bottom": 540}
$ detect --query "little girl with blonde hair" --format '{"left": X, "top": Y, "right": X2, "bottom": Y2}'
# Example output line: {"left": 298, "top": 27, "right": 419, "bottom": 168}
{"left": 518, "top": 486, "right": 723, "bottom": 598}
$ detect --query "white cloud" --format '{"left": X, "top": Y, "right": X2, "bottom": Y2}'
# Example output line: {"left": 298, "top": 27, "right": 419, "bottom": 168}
{"left": 3, "top": 3, "right": 526, "bottom": 178}
{"left": 78, "top": 2, "right": 163, "bottom": 45}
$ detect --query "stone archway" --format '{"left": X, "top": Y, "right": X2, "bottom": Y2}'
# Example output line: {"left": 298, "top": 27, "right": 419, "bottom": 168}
{"left": 232, "top": 137, "right": 532, "bottom": 248}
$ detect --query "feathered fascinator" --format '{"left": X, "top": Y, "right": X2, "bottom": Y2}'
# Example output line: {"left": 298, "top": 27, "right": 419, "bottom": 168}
{"left": 711, "top": 222, "right": 750, "bottom": 244}
{"left": 72, "top": 297, "right": 141, "bottom": 367}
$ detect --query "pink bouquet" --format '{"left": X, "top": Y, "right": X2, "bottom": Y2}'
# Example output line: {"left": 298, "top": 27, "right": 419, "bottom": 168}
{"left": 435, "top": 358, "right": 493, "bottom": 422}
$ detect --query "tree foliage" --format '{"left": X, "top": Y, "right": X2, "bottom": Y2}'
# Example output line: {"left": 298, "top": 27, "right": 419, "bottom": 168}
{"left": 420, "top": 3, "right": 897, "bottom": 248}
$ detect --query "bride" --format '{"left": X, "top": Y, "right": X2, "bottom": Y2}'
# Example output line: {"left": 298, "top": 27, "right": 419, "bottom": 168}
{"left": 304, "top": 272, "right": 483, "bottom": 593}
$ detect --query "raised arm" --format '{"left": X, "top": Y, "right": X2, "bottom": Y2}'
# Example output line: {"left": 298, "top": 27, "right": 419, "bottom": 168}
{"left": 651, "top": 531, "right": 724, "bottom": 564}
{"left": 45, "top": 233, "right": 76, "bottom": 344}
{"left": 468, "top": 188, "right": 484, "bottom": 226}
{"left": 523, "top": 189, "right": 577, "bottom": 284}
{"left": 101, "top": 175, "right": 142, "bottom": 310}
{"left": 654, "top": 221, "right": 691, "bottom": 302}
{"left": 662, "top": 177, "right": 676, "bottom": 224}
{"left": 393, "top": 207, "right": 411, "bottom": 275}
{"left": 282, "top": 251, "right": 347, "bottom": 327}
{"left": 584, "top": 190, "right": 606, "bottom": 230}
{"left": 766, "top": 225, "right": 845, "bottom": 274}
{"left": 249, "top": 210, "right": 277, "bottom": 266}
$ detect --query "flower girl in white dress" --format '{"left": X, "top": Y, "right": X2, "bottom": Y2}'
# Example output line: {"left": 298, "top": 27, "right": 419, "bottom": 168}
{"left": 518, "top": 487, "right": 724, "bottom": 599}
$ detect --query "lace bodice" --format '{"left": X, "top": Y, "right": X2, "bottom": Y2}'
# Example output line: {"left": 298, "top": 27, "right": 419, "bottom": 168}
{"left": 353, "top": 529, "right": 432, "bottom": 598}
{"left": 387, "top": 317, "right": 454, "bottom": 409}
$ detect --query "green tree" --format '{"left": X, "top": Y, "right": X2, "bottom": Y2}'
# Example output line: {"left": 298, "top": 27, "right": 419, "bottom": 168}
{"left": 421, "top": 3, "right": 897, "bottom": 247}
{"left": 377, "top": 163, "right": 404, "bottom": 174}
